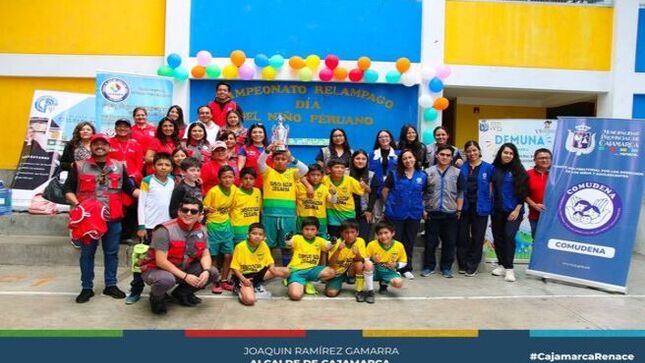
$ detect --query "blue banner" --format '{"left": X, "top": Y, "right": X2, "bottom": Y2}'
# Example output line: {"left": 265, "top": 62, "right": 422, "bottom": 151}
{"left": 95, "top": 71, "right": 173, "bottom": 135}
{"left": 527, "top": 117, "right": 645, "bottom": 292}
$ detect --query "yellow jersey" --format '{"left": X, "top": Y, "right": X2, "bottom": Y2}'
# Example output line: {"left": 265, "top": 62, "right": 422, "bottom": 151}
{"left": 262, "top": 166, "right": 299, "bottom": 217}
{"left": 203, "top": 184, "right": 237, "bottom": 224}
{"left": 288, "top": 234, "right": 328, "bottom": 270}
{"left": 296, "top": 183, "right": 331, "bottom": 222}
{"left": 328, "top": 237, "right": 367, "bottom": 275}
{"left": 231, "top": 187, "right": 262, "bottom": 236}
{"left": 323, "top": 175, "right": 364, "bottom": 225}
{"left": 230, "top": 240, "right": 274, "bottom": 274}
{"left": 365, "top": 239, "right": 407, "bottom": 265}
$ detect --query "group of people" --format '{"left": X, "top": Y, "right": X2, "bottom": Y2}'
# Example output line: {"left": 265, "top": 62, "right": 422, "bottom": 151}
{"left": 61, "top": 81, "right": 552, "bottom": 315}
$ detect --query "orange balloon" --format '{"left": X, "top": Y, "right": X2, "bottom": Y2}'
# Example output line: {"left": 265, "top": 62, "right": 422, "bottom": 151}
{"left": 395, "top": 57, "right": 411, "bottom": 73}
{"left": 289, "top": 56, "right": 305, "bottom": 69}
{"left": 357, "top": 56, "right": 371, "bottom": 71}
{"left": 230, "top": 50, "right": 246, "bottom": 67}
{"left": 433, "top": 97, "right": 450, "bottom": 111}
{"left": 333, "top": 67, "right": 348, "bottom": 80}
{"left": 191, "top": 65, "right": 205, "bottom": 78}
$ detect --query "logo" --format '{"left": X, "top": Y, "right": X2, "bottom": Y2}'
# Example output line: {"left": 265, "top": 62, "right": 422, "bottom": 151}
{"left": 558, "top": 181, "right": 622, "bottom": 236}
{"left": 547, "top": 239, "right": 614, "bottom": 259}
{"left": 479, "top": 121, "right": 489, "bottom": 132}
{"left": 100, "top": 78, "right": 130, "bottom": 102}
{"left": 34, "top": 95, "right": 58, "bottom": 113}
{"left": 565, "top": 124, "right": 596, "bottom": 155}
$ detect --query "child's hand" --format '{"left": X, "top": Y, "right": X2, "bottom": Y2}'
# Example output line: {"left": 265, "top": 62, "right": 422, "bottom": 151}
{"left": 136, "top": 229, "right": 147, "bottom": 240}
{"left": 306, "top": 184, "right": 314, "bottom": 198}
{"left": 364, "top": 211, "right": 373, "bottom": 223}
{"left": 372, "top": 254, "right": 381, "bottom": 264}
{"left": 242, "top": 277, "right": 253, "bottom": 287}
{"left": 203, "top": 206, "right": 214, "bottom": 214}
{"left": 351, "top": 245, "right": 359, "bottom": 255}
{"left": 360, "top": 180, "right": 370, "bottom": 192}
{"left": 386, "top": 261, "right": 397, "bottom": 270}
{"left": 338, "top": 241, "right": 346, "bottom": 250}
{"left": 328, "top": 186, "right": 336, "bottom": 195}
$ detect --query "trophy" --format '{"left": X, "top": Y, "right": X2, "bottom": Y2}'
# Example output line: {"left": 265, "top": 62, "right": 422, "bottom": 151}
{"left": 271, "top": 113, "right": 290, "bottom": 151}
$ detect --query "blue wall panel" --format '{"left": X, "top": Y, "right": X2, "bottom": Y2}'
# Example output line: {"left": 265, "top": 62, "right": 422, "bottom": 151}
{"left": 636, "top": 9, "right": 645, "bottom": 72}
{"left": 632, "top": 94, "right": 645, "bottom": 118}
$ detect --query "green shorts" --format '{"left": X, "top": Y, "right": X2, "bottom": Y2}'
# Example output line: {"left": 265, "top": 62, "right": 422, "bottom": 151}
{"left": 325, "top": 272, "right": 350, "bottom": 291}
{"left": 374, "top": 264, "right": 401, "bottom": 284}
{"left": 296, "top": 217, "right": 327, "bottom": 237}
{"left": 206, "top": 221, "right": 234, "bottom": 255}
{"left": 262, "top": 215, "right": 297, "bottom": 248}
{"left": 287, "top": 266, "right": 326, "bottom": 285}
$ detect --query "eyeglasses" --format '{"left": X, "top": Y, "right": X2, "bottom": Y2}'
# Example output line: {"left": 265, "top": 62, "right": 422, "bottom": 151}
{"left": 179, "top": 207, "right": 201, "bottom": 215}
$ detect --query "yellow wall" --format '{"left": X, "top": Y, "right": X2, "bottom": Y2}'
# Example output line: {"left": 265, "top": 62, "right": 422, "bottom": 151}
{"left": 445, "top": 1, "right": 612, "bottom": 70}
{"left": 454, "top": 104, "right": 547, "bottom": 149}
{"left": 0, "top": 0, "right": 165, "bottom": 55}
{"left": 0, "top": 77, "right": 96, "bottom": 169}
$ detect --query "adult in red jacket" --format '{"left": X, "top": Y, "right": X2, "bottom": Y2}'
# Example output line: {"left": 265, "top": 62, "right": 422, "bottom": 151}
{"left": 208, "top": 81, "right": 243, "bottom": 128}
{"left": 139, "top": 197, "right": 220, "bottom": 314}
{"left": 130, "top": 107, "right": 156, "bottom": 152}
{"left": 201, "top": 141, "right": 239, "bottom": 195}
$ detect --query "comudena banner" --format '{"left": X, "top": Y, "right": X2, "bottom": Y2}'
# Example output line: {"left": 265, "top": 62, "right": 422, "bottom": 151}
{"left": 527, "top": 117, "right": 645, "bottom": 293}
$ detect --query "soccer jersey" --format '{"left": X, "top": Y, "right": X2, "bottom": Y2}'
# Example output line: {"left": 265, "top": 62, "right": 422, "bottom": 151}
{"left": 230, "top": 240, "right": 274, "bottom": 274}
{"left": 288, "top": 234, "right": 328, "bottom": 270}
{"left": 323, "top": 175, "right": 364, "bottom": 226}
{"left": 366, "top": 239, "right": 407, "bottom": 265}
{"left": 231, "top": 187, "right": 262, "bottom": 237}
{"left": 296, "top": 183, "right": 331, "bottom": 225}
{"left": 262, "top": 166, "right": 299, "bottom": 217}
{"left": 203, "top": 184, "right": 237, "bottom": 224}
{"left": 328, "top": 237, "right": 367, "bottom": 275}
{"left": 137, "top": 175, "right": 175, "bottom": 229}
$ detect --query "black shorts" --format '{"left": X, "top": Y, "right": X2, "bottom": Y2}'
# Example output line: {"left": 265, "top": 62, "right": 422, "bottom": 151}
{"left": 232, "top": 267, "right": 269, "bottom": 292}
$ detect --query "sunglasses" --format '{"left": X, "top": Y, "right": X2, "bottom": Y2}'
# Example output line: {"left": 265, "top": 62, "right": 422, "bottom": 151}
{"left": 179, "top": 207, "right": 201, "bottom": 215}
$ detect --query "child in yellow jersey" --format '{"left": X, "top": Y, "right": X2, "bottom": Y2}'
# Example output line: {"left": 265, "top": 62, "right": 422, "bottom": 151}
{"left": 365, "top": 220, "right": 407, "bottom": 303}
{"left": 296, "top": 164, "right": 337, "bottom": 236}
{"left": 323, "top": 158, "right": 370, "bottom": 240}
{"left": 286, "top": 217, "right": 336, "bottom": 300}
{"left": 231, "top": 167, "right": 262, "bottom": 244}
{"left": 230, "top": 223, "right": 290, "bottom": 306}
{"left": 203, "top": 165, "right": 237, "bottom": 294}
{"left": 325, "top": 219, "right": 374, "bottom": 303}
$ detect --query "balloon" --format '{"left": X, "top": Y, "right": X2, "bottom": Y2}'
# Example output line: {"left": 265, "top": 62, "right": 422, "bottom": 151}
{"left": 436, "top": 64, "right": 452, "bottom": 79}
{"left": 333, "top": 67, "right": 348, "bottom": 81}
{"left": 166, "top": 53, "right": 182, "bottom": 69}
{"left": 400, "top": 72, "right": 418, "bottom": 87}
{"left": 363, "top": 69, "right": 379, "bottom": 83}
{"left": 325, "top": 54, "right": 340, "bottom": 70}
{"left": 262, "top": 66, "right": 277, "bottom": 80}
{"left": 298, "top": 67, "right": 313, "bottom": 81}
{"left": 222, "top": 64, "right": 239, "bottom": 79}
{"left": 238, "top": 64, "right": 255, "bottom": 80}
{"left": 205, "top": 64, "right": 221, "bottom": 78}
{"left": 348, "top": 68, "right": 363, "bottom": 82}
{"left": 429, "top": 77, "right": 444, "bottom": 93}
{"left": 423, "top": 108, "right": 439, "bottom": 121}
{"left": 173, "top": 66, "right": 189, "bottom": 81}
{"left": 422, "top": 128, "right": 435, "bottom": 144}
{"left": 196, "top": 50, "right": 212, "bottom": 66}
{"left": 418, "top": 95, "right": 434, "bottom": 108}
{"left": 230, "top": 50, "right": 246, "bottom": 67}
{"left": 421, "top": 66, "right": 436, "bottom": 80}
{"left": 254, "top": 54, "right": 269, "bottom": 67}
{"left": 305, "top": 54, "right": 321, "bottom": 69}
{"left": 385, "top": 70, "right": 401, "bottom": 83}
{"left": 395, "top": 57, "right": 411, "bottom": 73}
{"left": 357, "top": 56, "right": 371, "bottom": 71}
{"left": 319, "top": 68, "right": 333, "bottom": 81}
{"left": 289, "top": 56, "right": 305, "bottom": 70}
{"left": 157, "top": 65, "right": 174, "bottom": 77}
{"left": 269, "top": 54, "right": 285, "bottom": 69}
{"left": 433, "top": 97, "right": 450, "bottom": 110}
{"left": 191, "top": 65, "right": 206, "bottom": 78}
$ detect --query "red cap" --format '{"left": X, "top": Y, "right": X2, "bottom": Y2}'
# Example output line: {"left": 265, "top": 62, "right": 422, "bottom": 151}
{"left": 90, "top": 133, "right": 110, "bottom": 144}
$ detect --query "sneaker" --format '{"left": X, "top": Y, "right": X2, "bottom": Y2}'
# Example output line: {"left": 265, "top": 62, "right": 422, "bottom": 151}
{"left": 441, "top": 269, "right": 453, "bottom": 278}
{"left": 402, "top": 271, "right": 415, "bottom": 280}
{"left": 504, "top": 269, "right": 516, "bottom": 282}
{"left": 355, "top": 291, "right": 366, "bottom": 303}
{"left": 150, "top": 295, "right": 167, "bottom": 315}
{"left": 465, "top": 271, "right": 478, "bottom": 277}
{"left": 221, "top": 281, "right": 234, "bottom": 292}
{"left": 172, "top": 290, "right": 197, "bottom": 307}
{"left": 70, "top": 240, "right": 81, "bottom": 249}
{"left": 254, "top": 284, "right": 272, "bottom": 300}
{"left": 420, "top": 269, "right": 435, "bottom": 277}
{"left": 125, "top": 292, "right": 141, "bottom": 305}
{"left": 378, "top": 283, "right": 388, "bottom": 294}
{"left": 365, "top": 290, "right": 375, "bottom": 304}
{"left": 458, "top": 269, "right": 466, "bottom": 274}
{"left": 491, "top": 266, "right": 506, "bottom": 276}
{"left": 186, "top": 293, "right": 202, "bottom": 305}
{"left": 304, "top": 281, "right": 317, "bottom": 295}
{"left": 211, "top": 282, "right": 223, "bottom": 294}
{"left": 102, "top": 286, "right": 126, "bottom": 299}
{"left": 75, "top": 289, "right": 94, "bottom": 303}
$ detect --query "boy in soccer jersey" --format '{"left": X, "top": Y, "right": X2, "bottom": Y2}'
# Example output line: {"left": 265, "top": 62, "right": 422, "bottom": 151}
{"left": 296, "top": 163, "right": 337, "bottom": 236}
{"left": 365, "top": 220, "right": 407, "bottom": 303}
{"left": 230, "top": 223, "right": 290, "bottom": 305}
{"left": 203, "top": 165, "right": 237, "bottom": 293}
{"left": 325, "top": 219, "right": 374, "bottom": 303}
{"left": 285, "top": 217, "right": 335, "bottom": 300}
{"left": 323, "top": 158, "right": 369, "bottom": 240}
{"left": 231, "top": 167, "right": 262, "bottom": 244}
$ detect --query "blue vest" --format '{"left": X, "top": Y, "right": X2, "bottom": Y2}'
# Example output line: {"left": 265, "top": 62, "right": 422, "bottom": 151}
{"left": 384, "top": 170, "right": 426, "bottom": 220}
{"left": 493, "top": 168, "right": 522, "bottom": 213}
{"left": 460, "top": 162, "right": 494, "bottom": 216}
{"left": 368, "top": 148, "right": 400, "bottom": 198}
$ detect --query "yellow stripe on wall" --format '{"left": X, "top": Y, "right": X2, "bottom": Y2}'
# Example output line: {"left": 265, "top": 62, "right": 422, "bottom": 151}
{"left": 0, "top": 0, "right": 165, "bottom": 55}
{"left": 0, "top": 77, "right": 95, "bottom": 169}
{"left": 445, "top": 1, "right": 612, "bottom": 70}
{"left": 363, "top": 330, "right": 478, "bottom": 338}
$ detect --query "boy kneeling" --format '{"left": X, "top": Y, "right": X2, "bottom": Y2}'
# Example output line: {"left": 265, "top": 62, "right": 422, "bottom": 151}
{"left": 364, "top": 221, "right": 407, "bottom": 302}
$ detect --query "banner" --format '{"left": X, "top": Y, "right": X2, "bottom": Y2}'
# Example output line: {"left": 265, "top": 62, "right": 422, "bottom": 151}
{"left": 11, "top": 91, "right": 95, "bottom": 210}
{"left": 479, "top": 119, "right": 557, "bottom": 262}
{"left": 96, "top": 71, "right": 173, "bottom": 135}
{"left": 527, "top": 117, "right": 645, "bottom": 293}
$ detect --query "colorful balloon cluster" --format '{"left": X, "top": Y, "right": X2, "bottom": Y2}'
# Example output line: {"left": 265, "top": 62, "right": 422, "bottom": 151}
{"left": 419, "top": 64, "right": 452, "bottom": 144}
{"left": 157, "top": 53, "right": 190, "bottom": 81}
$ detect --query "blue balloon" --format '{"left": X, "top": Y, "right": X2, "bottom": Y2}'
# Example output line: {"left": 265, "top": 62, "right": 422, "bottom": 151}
{"left": 363, "top": 69, "right": 379, "bottom": 83}
{"left": 173, "top": 66, "right": 189, "bottom": 81}
{"left": 385, "top": 70, "right": 401, "bottom": 83}
{"left": 254, "top": 54, "right": 269, "bottom": 68}
{"left": 167, "top": 53, "right": 182, "bottom": 69}
{"left": 269, "top": 54, "right": 285, "bottom": 69}
{"left": 422, "top": 128, "right": 435, "bottom": 144}
{"left": 429, "top": 77, "right": 444, "bottom": 93}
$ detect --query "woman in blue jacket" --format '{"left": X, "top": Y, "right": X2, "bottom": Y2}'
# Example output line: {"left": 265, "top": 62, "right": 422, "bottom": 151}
{"left": 456, "top": 141, "right": 494, "bottom": 277}
{"left": 491, "top": 143, "right": 528, "bottom": 282}
{"left": 369, "top": 129, "right": 400, "bottom": 222}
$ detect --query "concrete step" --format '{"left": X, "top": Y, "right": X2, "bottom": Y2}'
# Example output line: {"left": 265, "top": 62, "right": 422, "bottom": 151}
{"left": 0, "top": 213, "right": 69, "bottom": 236}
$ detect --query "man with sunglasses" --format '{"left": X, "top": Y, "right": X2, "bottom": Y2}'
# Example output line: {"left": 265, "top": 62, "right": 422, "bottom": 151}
{"left": 138, "top": 197, "right": 220, "bottom": 314}
{"left": 64, "top": 133, "right": 140, "bottom": 304}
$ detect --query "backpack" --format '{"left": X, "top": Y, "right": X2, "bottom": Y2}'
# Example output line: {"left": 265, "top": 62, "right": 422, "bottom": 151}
{"left": 28, "top": 193, "right": 58, "bottom": 215}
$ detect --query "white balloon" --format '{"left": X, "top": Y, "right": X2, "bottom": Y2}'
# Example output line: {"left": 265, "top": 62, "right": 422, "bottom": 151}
{"left": 401, "top": 72, "right": 418, "bottom": 87}
{"left": 418, "top": 94, "right": 434, "bottom": 108}
{"left": 421, "top": 66, "right": 435, "bottom": 80}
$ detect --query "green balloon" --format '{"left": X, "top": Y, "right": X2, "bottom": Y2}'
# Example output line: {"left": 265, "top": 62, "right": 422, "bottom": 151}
{"left": 385, "top": 70, "right": 401, "bottom": 83}
{"left": 423, "top": 108, "right": 439, "bottom": 121}
{"left": 205, "top": 64, "right": 221, "bottom": 78}
{"left": 157, "top": 65, "right": 174, "bottom": 77}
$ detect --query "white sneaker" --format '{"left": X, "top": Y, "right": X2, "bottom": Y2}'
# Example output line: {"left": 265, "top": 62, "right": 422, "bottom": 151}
{"left": 402, "top": 271, "right": 415, "bottom": 280}
{"left": 254, "top": 284, "right": 272, "bottom": 299}
{"left": 491, "top": 266, "right": 506, "bottom": 276}
{"left": 504, "top": 269, "right": 516, "bottom": 282}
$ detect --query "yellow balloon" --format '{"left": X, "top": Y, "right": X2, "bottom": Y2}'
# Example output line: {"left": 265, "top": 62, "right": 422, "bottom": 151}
{"left": 222, "top": 64, "right": 239, "bottom": 79}
{"left": 305, "top": 54, "right": 321, "bottom": 70}
{"left": 262, "top": 66, "right": 277, "bottom": 80}
{"left": 289, "top": 56, "right": 305, "bottom": 70}
{"left": 230, "top": 50, "right": 246, "bottom": 67}
{"left": 357, "top": 56, "right": 371, "bottom": 71}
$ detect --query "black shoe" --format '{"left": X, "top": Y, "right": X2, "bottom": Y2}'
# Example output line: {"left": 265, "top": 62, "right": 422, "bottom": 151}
{"left": 186, "top": 293, "right": 202, "bottom": 305}
{"left": 365, "top": 290, "right": 375, "bottom": 304}
{"left": 102, "top": 286, "right": 126, "bottom": 299}
{"left": 150, "top": 295, "right": 167, "bottom": 315}
{"left": 172, "top": 289, "right": 197, "bottom": 307}
{"left": 378, "top": 283, "right": 388, "bottom": 294}
{"left": 75, "top": 289, "right": 94, "bottom": 303}
{"left": 355, "top": 291, "right": 366, "bottom": 302}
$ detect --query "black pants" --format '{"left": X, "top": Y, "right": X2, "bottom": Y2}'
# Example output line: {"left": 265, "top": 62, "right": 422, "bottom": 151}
{"left": 456, "top": 209, "right": 488, "bottom": 274}
{"left": 423, "top": 212, "right": 458, "bottom": 272}
{"left": 391, "top": 218, "right": 420, "bottom": 273}
{"left": 491, "top": 211, "right": 523, "bottom": 269}
{"left": 357, "top": 215, "right": 373, "bottom": 242}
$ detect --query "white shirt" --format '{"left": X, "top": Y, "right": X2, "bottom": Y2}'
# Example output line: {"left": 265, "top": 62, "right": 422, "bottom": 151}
{"left": 184, "top": 120, "right": 220, "bottom": 145}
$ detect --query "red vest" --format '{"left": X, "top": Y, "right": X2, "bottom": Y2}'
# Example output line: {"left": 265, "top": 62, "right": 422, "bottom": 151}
{"left": 75, "top": 158, "right": 125, "bottom": 221}
{"left": 139, "top": 219, "right": 208, "bottom": 271}
{"left": 208, "top": 99, "right": 238, "bottom": 127}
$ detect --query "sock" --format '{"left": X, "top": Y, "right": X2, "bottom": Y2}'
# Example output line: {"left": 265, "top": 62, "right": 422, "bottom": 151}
{"left": 364, "top": 271, "right": 374, "bottom": 291}
{"left": 355, "top": 274, "right": 364, "bottom": 292}
{"left": 281, "top": 251, "right": 292, "bottom": 267}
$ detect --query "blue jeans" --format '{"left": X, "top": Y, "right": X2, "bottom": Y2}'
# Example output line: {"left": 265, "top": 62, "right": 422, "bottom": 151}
{"left": 79, "top": 221, "right": 122, "bottom": 289}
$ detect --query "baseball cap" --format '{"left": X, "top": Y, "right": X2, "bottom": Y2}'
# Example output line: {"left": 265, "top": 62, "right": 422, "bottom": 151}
{"left": 212, "top": 141, "right": 227, "bottom": 150}
{"left": 90, "top": 133, "right": 110, "bottom": 144}
{"left": 114, "top": 119, "right": 131, "bottom": 127}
